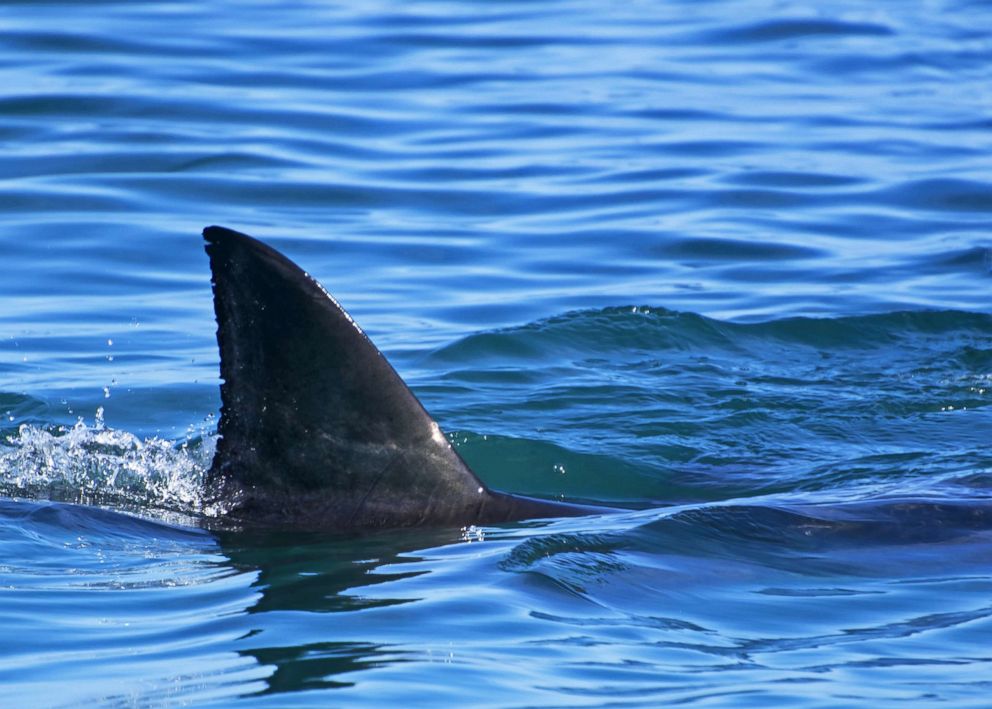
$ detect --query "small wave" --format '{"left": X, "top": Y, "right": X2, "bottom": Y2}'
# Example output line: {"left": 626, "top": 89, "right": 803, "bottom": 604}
{"left": 701, "top": 18, "right": 894, "bottom": 44}
{"left": 429, "top": 306, "right": 735, "bottom": 364}
{"left": 0, "top": 408, "right": 221, "bottom": 523}
{"left": 433, "top": 307, "right": 992, "bottom": 360}
{"left": 500, "top": 497, "right": 992, "bottom": 598}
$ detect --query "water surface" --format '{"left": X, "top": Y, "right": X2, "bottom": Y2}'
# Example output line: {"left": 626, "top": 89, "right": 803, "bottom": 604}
{"left": 1, "top": 0, "right": 991, "bottom": 706}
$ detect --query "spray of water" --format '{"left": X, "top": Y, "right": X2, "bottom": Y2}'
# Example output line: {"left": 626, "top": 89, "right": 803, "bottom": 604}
{"left": 0, "top": 408, "right": 226, "bottom": 523}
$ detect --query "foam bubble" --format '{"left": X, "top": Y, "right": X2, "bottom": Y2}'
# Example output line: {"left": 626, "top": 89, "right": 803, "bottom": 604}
{"left": 0, "top": 410, "right": 225, "bottom": 522}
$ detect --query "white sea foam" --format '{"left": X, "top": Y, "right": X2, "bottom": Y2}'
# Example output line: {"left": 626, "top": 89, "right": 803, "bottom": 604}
{"left": 0, "top": 408, "right": 224, "bottom": 521}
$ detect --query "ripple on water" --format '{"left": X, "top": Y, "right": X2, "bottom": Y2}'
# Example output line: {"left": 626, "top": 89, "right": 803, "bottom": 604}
{"left": 1, "top": 0, "right": 991, "bottom": 705}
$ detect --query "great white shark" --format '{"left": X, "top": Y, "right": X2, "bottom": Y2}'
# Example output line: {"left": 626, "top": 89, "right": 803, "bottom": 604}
{"left": 203, "top": 226, "right": 607, "bottom": 530}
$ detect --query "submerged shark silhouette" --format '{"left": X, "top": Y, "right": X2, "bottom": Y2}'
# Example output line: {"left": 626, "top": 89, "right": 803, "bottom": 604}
{"left": 203, "top": 226, "right": 605, "bottom": 530}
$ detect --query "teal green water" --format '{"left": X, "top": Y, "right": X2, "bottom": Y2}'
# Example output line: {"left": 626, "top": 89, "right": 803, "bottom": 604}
{"left": 1, "top": 0, "right": 991, "bottom": 706}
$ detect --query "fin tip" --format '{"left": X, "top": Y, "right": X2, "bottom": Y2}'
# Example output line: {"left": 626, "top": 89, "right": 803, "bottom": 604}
{"left": 203, "top": 225, "right": 240, "bottom": 245}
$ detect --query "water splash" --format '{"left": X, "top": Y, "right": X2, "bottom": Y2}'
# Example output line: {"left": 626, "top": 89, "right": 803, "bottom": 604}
{"left": 0, "top": 408, "right": 223, "bottom": 522}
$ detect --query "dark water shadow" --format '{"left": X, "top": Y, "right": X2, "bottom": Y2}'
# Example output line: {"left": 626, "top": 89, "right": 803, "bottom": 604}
{"left": 213, "top": 525, "right": 465, "bottom": 696}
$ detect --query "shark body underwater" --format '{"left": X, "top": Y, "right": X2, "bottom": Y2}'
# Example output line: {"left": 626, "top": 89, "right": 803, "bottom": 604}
{"left": 203, "top": 226, "right": 607, "bottom": 531}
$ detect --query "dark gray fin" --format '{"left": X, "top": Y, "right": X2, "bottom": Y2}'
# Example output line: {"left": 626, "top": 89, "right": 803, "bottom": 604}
{"left": 203, "top": 226, "right": 596, "bottom": 530}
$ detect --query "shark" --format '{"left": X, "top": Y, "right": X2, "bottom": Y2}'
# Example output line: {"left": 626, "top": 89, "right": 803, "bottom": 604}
{"left": 202, "top": 226, "right": 605, "bottom": 530}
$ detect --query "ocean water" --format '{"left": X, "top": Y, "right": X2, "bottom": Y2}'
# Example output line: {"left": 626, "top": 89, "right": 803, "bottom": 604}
{"left": 2, "top": 0, "right": 991, "bottom": 705}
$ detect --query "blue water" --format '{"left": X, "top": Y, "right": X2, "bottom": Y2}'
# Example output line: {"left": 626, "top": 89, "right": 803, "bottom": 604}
{"left": 2, "top": 0, "right": 991, "bottom": 705}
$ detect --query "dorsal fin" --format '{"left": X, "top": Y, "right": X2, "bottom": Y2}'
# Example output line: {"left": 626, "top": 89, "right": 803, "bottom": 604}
{"left": 203, "top": 226, "right": 608, "bottom": 530}
{"left": 203, "top": 226, "right": 493, "bottom": 528}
